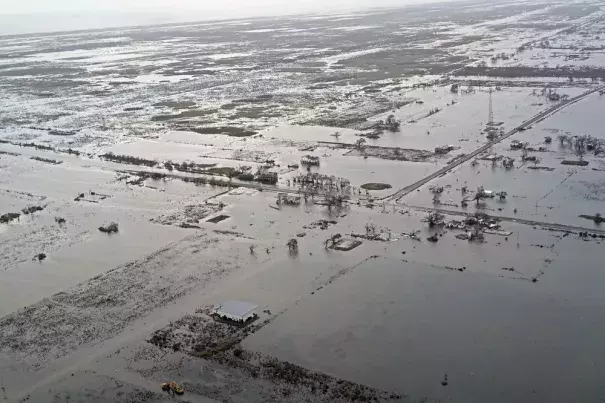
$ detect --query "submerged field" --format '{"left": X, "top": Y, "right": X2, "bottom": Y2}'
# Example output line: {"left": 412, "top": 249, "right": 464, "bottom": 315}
{"left": 2, "top": 0, "right": 605, "bottom": 402}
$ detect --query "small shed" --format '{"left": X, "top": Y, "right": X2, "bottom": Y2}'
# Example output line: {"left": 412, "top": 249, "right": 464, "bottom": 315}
{"left": 212, "top": 300, "right": 258, "bottom": 323}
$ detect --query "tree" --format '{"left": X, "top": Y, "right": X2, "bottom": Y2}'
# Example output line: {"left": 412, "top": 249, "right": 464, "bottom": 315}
{"left": 427, "top": 212, "right": 444, "bottom": 227}
{"left": 287, "top": 239, "right": 298, "bottom": 251}
{"left": 325, "top": 233, "right": 342, "bottom": 249}
{"left": 474, "top": 186, "right": 486, "bottom": 205}
{"left": 365, "top": 223, "right": 376, "bottom": 237}
{"left": 385, "top": 115, "right": 401, "bottom": 132}
{"left": 355, "top": 138, "right": 366, "bottom": 150}
{"left": 557, "top": 134, "right": 568, "bottom": 146}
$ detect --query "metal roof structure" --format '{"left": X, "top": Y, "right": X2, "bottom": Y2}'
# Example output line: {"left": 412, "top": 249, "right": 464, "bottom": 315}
{"left": 213, "top": 300, "right": 258, "bottom": 319}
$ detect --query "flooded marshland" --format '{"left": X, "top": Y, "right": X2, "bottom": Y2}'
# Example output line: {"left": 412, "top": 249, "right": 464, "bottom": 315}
{"left": 2, "top": 0, "right": 605, "bottom": 402}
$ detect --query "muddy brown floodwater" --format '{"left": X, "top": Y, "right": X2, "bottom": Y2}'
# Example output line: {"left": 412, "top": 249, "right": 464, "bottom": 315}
{"left": 2, "top": 0, "right": 605, "bottom": 402}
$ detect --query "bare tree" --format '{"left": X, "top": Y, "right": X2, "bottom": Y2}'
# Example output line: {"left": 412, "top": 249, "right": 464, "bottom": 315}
{"left": 474, "top": 186, "right": 487, "bottom": 205}
{"left": 325, "top": 233, "right": 342, "bottom": 249}
{"left": 384, "top": 115, "right": 401, "bottom": 132}
{"left": 365, "top": 223, "right": 376, "bottom": 237}
{"left": 355, "top": 138, "right": 366, "bottom": 150}
{"left": 426, "top": 212, "right": 444, "bottom": 227}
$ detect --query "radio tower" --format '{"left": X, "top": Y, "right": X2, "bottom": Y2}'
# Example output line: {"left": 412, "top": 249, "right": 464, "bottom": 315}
{"left": 487, "top": 88, "right": 494, "bottom": 125}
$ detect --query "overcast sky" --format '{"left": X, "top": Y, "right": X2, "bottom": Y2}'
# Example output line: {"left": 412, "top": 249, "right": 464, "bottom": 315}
{"left": 0, "top": 0, "right": 451, "bottom": 14}
{"left": 0, "top": 0, "right": 455, "bottom": 35}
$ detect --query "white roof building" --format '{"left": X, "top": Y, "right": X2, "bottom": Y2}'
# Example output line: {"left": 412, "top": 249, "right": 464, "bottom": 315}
{"left": 212, "top": 300, "right": 258, "bottom": 322}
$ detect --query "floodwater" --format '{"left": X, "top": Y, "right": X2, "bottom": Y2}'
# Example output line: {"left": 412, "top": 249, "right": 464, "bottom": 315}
{"left": 2, "top": 0, "right": 605, "bottom": 402}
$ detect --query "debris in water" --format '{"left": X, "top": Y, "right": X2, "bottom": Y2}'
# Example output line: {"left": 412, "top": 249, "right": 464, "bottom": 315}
{"left": 161, "top": 381, "right": 184, "bottom": 395}
{"left": 333, "top": 238, "right": 362, "bottom": 251}
{"left": 300, "top": 155, "right": 320, "bottom": 166}
{"left": 303, "top": 220, "right": 337, "bottom": 230}
{"left": 207, "top": 214, "right": 230, "bottom": 224}
{"left": 561, "top": 160, "right": 588, "bottom": 166}
{"left": 98, "top": 222, "right": 119, "bottom": 234}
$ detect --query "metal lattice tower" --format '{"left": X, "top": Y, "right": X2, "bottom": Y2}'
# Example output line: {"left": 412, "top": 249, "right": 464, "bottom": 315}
{"left": 488, "top": 88, "right": 494, "bottom": 125}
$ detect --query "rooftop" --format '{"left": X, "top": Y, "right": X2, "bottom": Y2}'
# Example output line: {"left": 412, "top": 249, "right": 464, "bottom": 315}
{"left": 214, "top": 300, "right": 258, "bottom": 318}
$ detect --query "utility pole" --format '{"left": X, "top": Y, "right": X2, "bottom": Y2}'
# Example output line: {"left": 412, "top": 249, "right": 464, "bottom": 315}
{"left": 488, "top": 88, "right": 494, "bottom": 125}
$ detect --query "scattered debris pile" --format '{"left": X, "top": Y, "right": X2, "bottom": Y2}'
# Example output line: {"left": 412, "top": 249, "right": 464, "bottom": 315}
{"left": 462, "top": 186, "right": 508, "bottom": 206}
{"left": 277, "top": 193, "right": 301, "bottom": 206}
{"left": 427, "top": 234, "right": 440, "bottom": 242}
{"left": 351, "top": 223, "right": 395, "bottom": 242}
{"left": 510, "top": 140, "right": 527, "bottom": 150}
{"left": 152, "top": 203, "right": 224, "bottom": 228}
{"left": 429, "top": 185, "right": 444, "bottom": 194}
{"left": 300, "top": 155, "right": 320, "bottom": 166}
{"left": 423, "top": 211, "right": 510, "bottom": 242}
{"left": 303, "top": 220, "right": 337, "bottom": 230}
{"left": 502, "top": 157, "right": 514, "bottom": 169}
{"left": 255, "top": 168, "right": 278, "bottom": 184}
{"left": 161, "top": 381, "right": 184, "bottom": 395}
{"left": 74, "top": 191, "right": 110, "bottom": 202}
{"left": 323, "top": 234, "right": 362, "bottom": 251}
